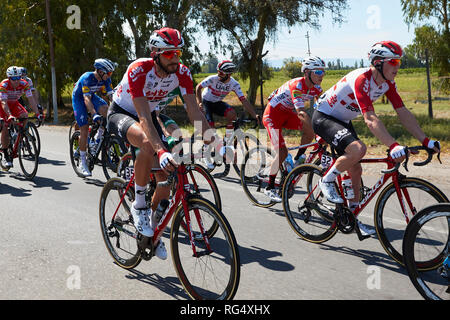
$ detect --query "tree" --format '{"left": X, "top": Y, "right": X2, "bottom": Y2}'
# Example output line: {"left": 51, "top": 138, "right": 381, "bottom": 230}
{"left": 401, "top": 0, "right": 450, "bottom": 75}
{"left": 282, "top": 57, "right": 303, "bottom": 78}
{"left": 195, "top": 0, "right": 348, "bottom": 105}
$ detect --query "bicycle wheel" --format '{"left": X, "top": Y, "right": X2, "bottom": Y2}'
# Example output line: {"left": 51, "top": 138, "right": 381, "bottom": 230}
{"left": 99, "top": 177, "right": 141, "bottom": 269}
{"left": 68, "top": 120, "right": 79, "bottom": 142}
{"left": 186, "top": 163, "right": 222, "bottom": 211}
{"left": 69, "top": 131, "right": 95, "bottom": 178}
{"left": 374, "top": 177, "right": 449, "bottom": 267}
{"left": 282, "top": 164, "right": 338, "bottom": 243}
{"left": 240, "top": 146, "right": 280, "bottom": 208}
{"left": 231, "top": 130, "right": 260, "bottom": 177}
{"left": 102, "top": 134, "right": 127, "bottom": 181}
{"left": 18, "top": 132, "right": 39, "bottom": 180}
{"left": 403, "top": 203, "right": 450, "bottom": 300}
{"left": 170, "top": 196, "right": 240, "bottom": 300}
{"left": 27, "top": 122, "right": 41, "bottom": 156}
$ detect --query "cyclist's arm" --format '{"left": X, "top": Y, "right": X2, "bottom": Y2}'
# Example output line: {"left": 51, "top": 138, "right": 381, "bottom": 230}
{"left": 363, "top": 110, "right": 396, "bottom": 147}
{"left": 184, "top": 93, "right": 214, "bottom": 143}
{"left": 395, "top": 106, "right": 426, "bottom": 143}
{"left": 241, "top": 98, "right": 258, "bottom": 119}
{"left": 83, "top": 95, "right": 97, "bottom": 116}
{"left": 1, "top": 100, "right": 11, "bottom": 116}
{"left": 195, "top": 83, "right": 204, "bottom": 109}
{"left": 26, "top": 92, "right": 40, "bottom": 115}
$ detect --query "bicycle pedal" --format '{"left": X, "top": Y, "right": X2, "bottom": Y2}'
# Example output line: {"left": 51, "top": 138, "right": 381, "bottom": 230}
{"left": 354, "top": 224, "right": 371, "bottom": 241}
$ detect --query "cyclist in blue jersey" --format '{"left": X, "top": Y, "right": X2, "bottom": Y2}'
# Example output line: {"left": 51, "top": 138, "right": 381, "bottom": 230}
{"left": 72, "top": 58, "right": 117, "bottom": 176}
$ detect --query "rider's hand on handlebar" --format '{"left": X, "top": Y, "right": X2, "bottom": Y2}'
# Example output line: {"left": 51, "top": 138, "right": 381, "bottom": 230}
{"left": 157, "top": 149, "right": 177, "bottom": 173}
{"left": 389, "top": 143, "right": 407, "bottom": 163}
{"left": 92, "top": 114, "right": 102, "bottom": 123}
{"left": 422, "top": 137, "right": 441, "bottom": 154}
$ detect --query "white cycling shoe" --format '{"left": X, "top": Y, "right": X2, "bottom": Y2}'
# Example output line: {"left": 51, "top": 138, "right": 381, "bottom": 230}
{"left": 78, "top": 161, "right": 92, "bottom": 177}
{"left": 154, "top": 240, "right": 167, "bottom": 260}
{"left": 318, "top": 178, "right": 344, "bottom": 204}
{"left": 131, "top": 205, "right": 154, "bottom": 237}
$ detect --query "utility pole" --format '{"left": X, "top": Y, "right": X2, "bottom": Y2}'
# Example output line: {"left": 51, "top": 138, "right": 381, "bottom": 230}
{"left": 45, "top": 0, "right": 58, "bottom": 124}
{"left": 305, "top": 31, "right": 311, "bottom": 56}
{"left": 425, "top": 49, "right": 433, "bottom": 119}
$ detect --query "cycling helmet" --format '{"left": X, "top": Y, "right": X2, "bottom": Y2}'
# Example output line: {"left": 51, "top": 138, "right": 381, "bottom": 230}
{"left": 217, "top": 60, "right": 236, "bottom": 73}
{"left": 149, "top": 27, "right": 184, "bottom": 57}
{"left": 368, "top": 41, "right": 403, "bottom": 64}
{"left": 94, "top": 58, "right": 116, "bottom": 73}
{"left": 6, "top": 66, "right": 21, "bottom": 78}
{"left": 20, "top": 67, "right": 28, "bottom": 76}
{"left": 301, "top": 56, "right": 326, "bottom": 72}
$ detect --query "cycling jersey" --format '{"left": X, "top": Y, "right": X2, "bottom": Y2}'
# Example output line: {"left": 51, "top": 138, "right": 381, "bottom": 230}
{"left": 315, "top": 67, "right": 404, "bottom": 123}
{"left": 0, "top": 79, "right": 33, "bottom": 101}
{"left": 199, "top": 75, "right": 245, "bottom": 103}
{"left": 156, "top": 87, "right": 185, "bottom": 111}
{"left": 112, "top": 58, "right": 194, "bottom": 116}
{"left": 72, "top": 72, "right": 113, "bottom": 100}
{"left": 267, "top": 77, "right": 323, "bottom": 112}
{"left": 23, "top": 77, "right": 35, "bottom": 91}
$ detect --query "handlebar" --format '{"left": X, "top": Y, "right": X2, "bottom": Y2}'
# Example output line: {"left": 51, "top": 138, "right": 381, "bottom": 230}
{"left": 381, "top": 146, "right": 441, "bottom": 174}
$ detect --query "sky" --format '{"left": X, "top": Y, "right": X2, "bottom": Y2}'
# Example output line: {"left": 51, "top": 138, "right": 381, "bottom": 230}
{"left": 194, "top": 0, "right": 421, "bottom": 68}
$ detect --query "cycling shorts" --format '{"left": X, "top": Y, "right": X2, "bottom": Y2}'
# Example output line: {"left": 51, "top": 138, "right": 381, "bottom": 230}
{"left": 262, "top": 104, "right": 303, "bottom": 149}
{"left": 73, "top": 94, "right": 108, "bottom": 127}
{"left": 107, "top": 102, "right": 169, "bottom": 150}
{"left": 0, "top": 101, "right": 28, "bottom": 120}
{"left": 202, "top": 99, "right": 234, "bottom": 127}
{"left": 312, "top": 110, "right": 359, "bottom": 156}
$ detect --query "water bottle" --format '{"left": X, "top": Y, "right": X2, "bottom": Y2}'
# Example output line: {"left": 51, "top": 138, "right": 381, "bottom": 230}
{"left": 88, "top": 137, "right": 97, "bottom": 155}
{"left": 284, "top": 154, "right": 294, "bottom": 173}
{"left": 153, "top": 199, "right": 170, "bottom": 227}
{"left": 342, "top": 174, "right": 354, "bottom": 199}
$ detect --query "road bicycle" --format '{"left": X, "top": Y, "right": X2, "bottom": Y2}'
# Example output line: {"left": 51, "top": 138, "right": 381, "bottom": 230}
{"left": 69, "top": 117, "right": 128, "bottom": 180}
{"left": 0, "top": 118, "right": 39, "bottom": 179}
{"left": 402, "top": 203, "right": 450, "bottom": 300}
{"left": 116, "top": 149, "right": 222, "bottom": 211}
{"left": 281, "top": 145, "right": 448, "bottom": 267}
{"left": 99, "top": 157, "right": 240, "bottom": 300}
{"left": 193, "top": 117, "right": 260, "bottom": 178}
{"left": 240, "top": 141, "right": 333, "bottom": 208}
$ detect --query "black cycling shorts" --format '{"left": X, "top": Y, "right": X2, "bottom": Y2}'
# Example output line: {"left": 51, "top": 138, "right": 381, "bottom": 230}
{"left": 312, "top": 110, "right": 359, "bottom": 156}
{"left": 107, "top": 102, "right": 169, "bottom": 150}
{"left": 202, "top": 99, "right": 234, "bottom": 124}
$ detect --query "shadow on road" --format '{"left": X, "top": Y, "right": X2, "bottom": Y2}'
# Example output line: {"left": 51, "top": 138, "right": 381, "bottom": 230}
{"left": 0, "top": 181, "right": 32, "bottom": 197}
{"left": 38, "top": 156, "right": 66, "bottom": 166}
{"left": 238, "top": 245, "right": 295, "bottom": 272}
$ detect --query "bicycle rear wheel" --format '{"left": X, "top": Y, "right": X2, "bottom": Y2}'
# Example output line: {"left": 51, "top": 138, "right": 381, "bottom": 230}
{"left": 231, "top": 131, "right": 260, "bottom": 177}
{"left": 240, "top": 146, "right": 280, "bottom": 208}
{"left": 99, "top": 177, "right": 141, "bottom": 269}
{"left": 18, "top": 132, "right": 39, "bottom": 180}
{"left": 375, "top": 177, "right": 449, "bottom": 268}
{"left": 171, "top": 197, "right": 240, "bottom": 300}
{"left": 282, "top": 164, "right": 338, "bottom": 243}
{"left": 102, "top": 134, "right": 128, "bottom": 181}
{"left": 403, "top": 203, "right": 450, "bottom": 300}
{"left": 27, "top": 122, "right": 41, "bottom": 156}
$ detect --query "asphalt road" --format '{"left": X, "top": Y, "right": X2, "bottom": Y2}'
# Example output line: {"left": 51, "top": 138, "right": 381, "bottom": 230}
{"left": 1, "top": 125, "right": 449, "bottom": 300}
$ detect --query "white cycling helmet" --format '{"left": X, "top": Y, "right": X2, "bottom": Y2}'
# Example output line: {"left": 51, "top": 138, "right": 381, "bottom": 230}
{"left": 217, "top": 60, "right": 236, "bottom": 73}
{"left": 301, "top": 56, "right": 326, "bottom": 72}
{"left": 94, "top": 58, "right": 116, "bottom": 73}
{"left": 6, "top": 66, "right": 21, "bottom": 78}
{"left": 149, "top": 27, "right": 184, "bottom": 57}
{"left": 368, "top": 41, "right": 403, "bottom": 64}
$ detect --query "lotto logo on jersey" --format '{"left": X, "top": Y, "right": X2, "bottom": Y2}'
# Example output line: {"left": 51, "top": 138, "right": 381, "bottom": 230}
{"left": 129, "top": 65, "right": 144, "bottom": 82}
{"left": 145, "top": 89, "right": 169, "bottom": 100}
{"left": 327, "top": 94, "right": 338, "bottom": 108}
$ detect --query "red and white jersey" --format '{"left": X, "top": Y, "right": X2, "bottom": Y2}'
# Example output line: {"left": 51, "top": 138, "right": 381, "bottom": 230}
{"left": 0, "top": 79, "right": 33, "bottom": 101}
{"left": 267, "top": 77, "right": 322, "bottom": 112}
{"left": 315, "top": 67, "right": 404, "bottom": 123}
{"left": 113, "top": 58, "right": 194, "bottom": 116}
{"left": 199, "top": 75, "right": 245, "bottom": 102}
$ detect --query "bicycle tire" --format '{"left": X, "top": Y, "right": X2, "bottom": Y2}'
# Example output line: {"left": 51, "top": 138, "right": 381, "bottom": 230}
{"left": 170, "top": 196, "right": 240, "bottom": 300}
{"left": 27, "top": 122, "right": 41, "bottom": 156}
{"left": 69, "top": 131, "right": 96, "bottom": 178}
{"left": 240, "top": 146, "right": 279, "bottom": 208}
{"left": 68, "top": 120, "right": 79, "bottom": 142}
{"left": 102, "top": 134, "right": 128, "bottom": 181}
{"left": 231, "top": 130, "right": 260, "bottom": 177}
{"left": 403, "top": 203, "right": 450, "bottom": 300}
{"left": 99, "top": 177, "right": 142, "bottom": 269}
{"left": 374, "top": 177, "right": 449, "bottom": 268}
{"left": 18, "top": 132, "right": 39, "bottom": 180}
{"left": 282, "top": 164, "right": 338, "bottom": 243}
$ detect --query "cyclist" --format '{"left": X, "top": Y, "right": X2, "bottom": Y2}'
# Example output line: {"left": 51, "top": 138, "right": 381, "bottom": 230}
{"left": 312, "top": 41, "right": 440, "bottom": 235}
{"left": 262, "top": 56, "right": 326, "bottom": 202}
{"left": 0, "top": 66, "right": 42, "bottom": 169}
{"left": 72, "top": 58, "right": 116, "bottom": 177}
{"left": 196, "top": 60, "right": 260, "bottom": 132}
{"left": 107, "top": 27, "right": 219, "bottom": 260}
{"left": 19, "top": 67, "right": 43, "bottom": 117}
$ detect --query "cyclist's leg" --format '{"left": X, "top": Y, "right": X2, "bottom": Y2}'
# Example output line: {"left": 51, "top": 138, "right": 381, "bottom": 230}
{"left": 92, "top": 95, "right": 109, "bottom": 138}
{"left": 73, "top": 96, "right": 89, "bottom": 153}
{"left": 202, "top": 99, "right": 215, "bottom": 128}
{"left": 223, "top": 104, "right": 237, "bottom": 138}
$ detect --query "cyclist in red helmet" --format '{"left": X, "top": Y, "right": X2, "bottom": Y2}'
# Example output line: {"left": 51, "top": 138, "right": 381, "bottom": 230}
{"left": 107, "top": 27, "right": 218, "bottom": 258}
{"left": 312, "top": 41, "right": 441, "bottom": 236}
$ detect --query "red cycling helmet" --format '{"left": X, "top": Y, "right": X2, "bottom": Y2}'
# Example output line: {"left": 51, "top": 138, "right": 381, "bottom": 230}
{"left": 149, "top": 27, "right": 184, "bottom": 58}
{"left": 368, "top": 41, "right": 403, "bottom": 64}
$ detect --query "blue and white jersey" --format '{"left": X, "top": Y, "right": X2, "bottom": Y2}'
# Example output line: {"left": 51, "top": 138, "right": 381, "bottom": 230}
{"left": 72, "top": 72, "right": 113, "bottom": 100}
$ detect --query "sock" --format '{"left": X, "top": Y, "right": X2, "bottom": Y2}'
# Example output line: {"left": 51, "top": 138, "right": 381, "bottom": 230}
{"left": 322, "top": 164, "right": 341, "bottom": 183}
{"left": 133, "top": 184, "right": 147, "bottom": 209}
{"left": 267, "top": 174, "right": 276, "bottom": 189}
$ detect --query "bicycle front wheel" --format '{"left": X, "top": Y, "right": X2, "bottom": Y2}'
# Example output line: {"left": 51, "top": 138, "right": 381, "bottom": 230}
{"left": 99, "top": 177, "right": 141, "bottom": 269}
{"left": 375, "top": 177, "right": 449, "bottom": 268}
{"left": 282, "top": 164, "right": 338, "bottom": 243}
{"left": 102, "top": 135, "right": 128, "bottom": 180}
{"left": 403, "top": 203, "right": 450, "bottom": 300}
{"left": 18, "top": 132, "right": 39, "bottom": 180}
{"left": 171, "top": 197, "right": 240, "bottom": 300}
{"left": 27, "top": 122, "right": 41, "bottom": 156}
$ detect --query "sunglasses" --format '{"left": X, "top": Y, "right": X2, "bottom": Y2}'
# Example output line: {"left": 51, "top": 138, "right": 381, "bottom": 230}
{"left": 312, "top": 69, "right": 325, "bottom": 76}
{"left": 99, "top": 70, "right": 112, "bottom": 77}
{"left": 9, "top": 76, "right": 21, "bottom": 81}
{"left": 160, "top": 50, "right": 182, "bottom": 59}
{"left": 386, "top": 59, "right": 401, "bottom": 66}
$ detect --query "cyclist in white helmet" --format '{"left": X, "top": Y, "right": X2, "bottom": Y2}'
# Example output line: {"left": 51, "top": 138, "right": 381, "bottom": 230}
{"left": 312, "top": 41, "right": 440, "bottom": 236}
{"left": 72, "top": 58, "right": 116, "bottom": 176}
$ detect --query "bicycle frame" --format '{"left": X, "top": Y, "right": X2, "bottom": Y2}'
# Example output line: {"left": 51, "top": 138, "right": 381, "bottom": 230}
{"left": 9, "top": 119, "right": 28, "bottom": 158}
{"left": 111, "top": 163, "right": 212, "bottom": 257}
